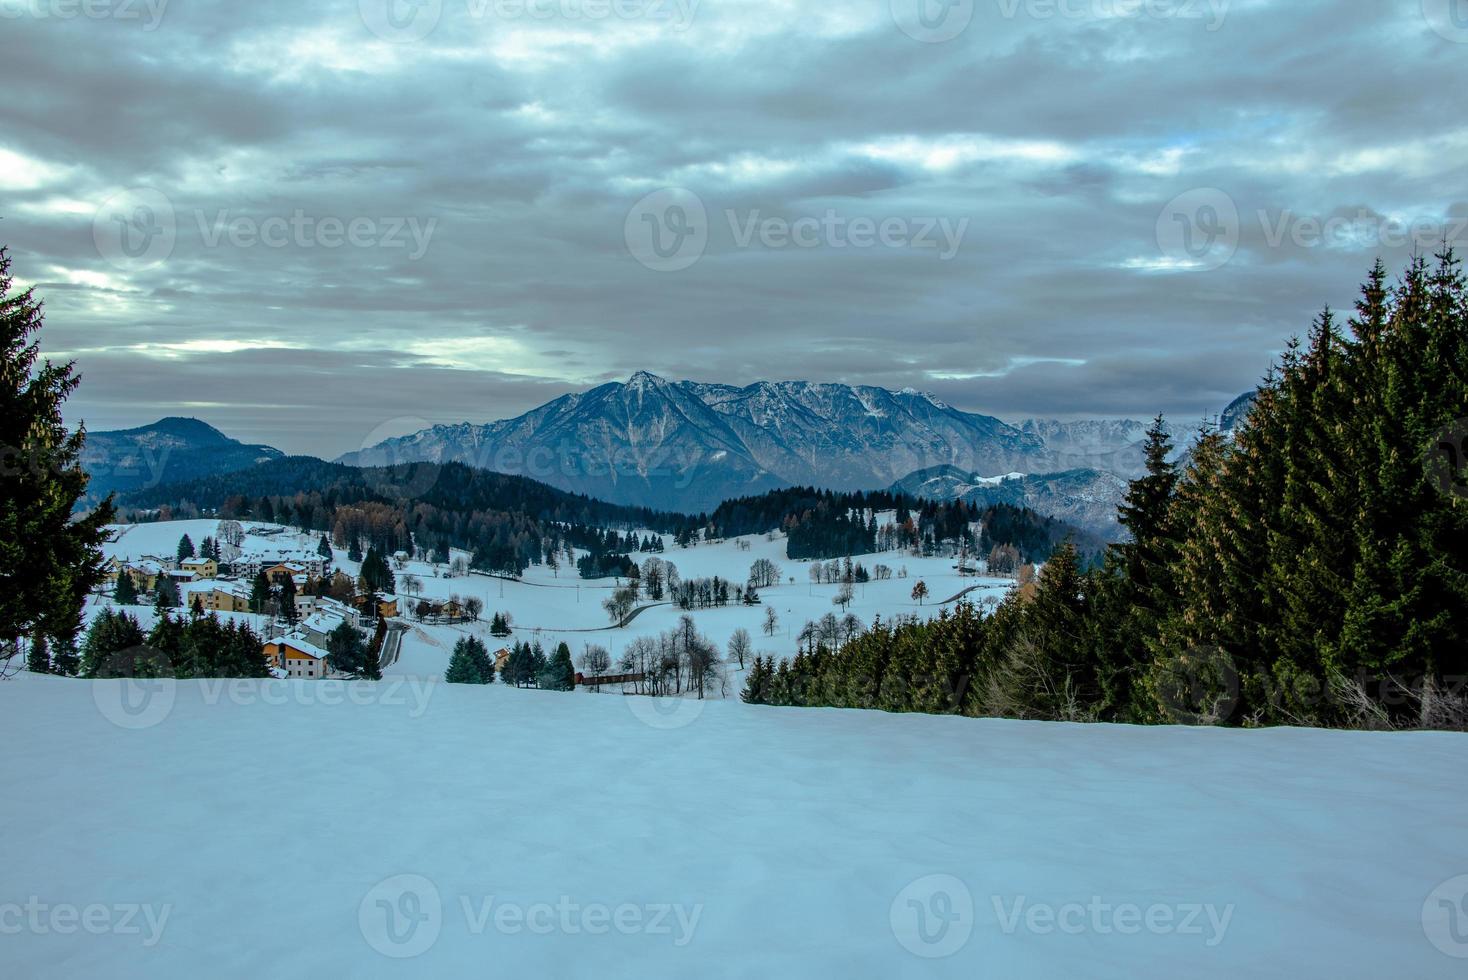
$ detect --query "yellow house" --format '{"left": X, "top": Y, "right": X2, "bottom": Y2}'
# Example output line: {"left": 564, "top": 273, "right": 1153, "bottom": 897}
{"left": 181, "top": 557, "right": 218, "bottom": 579}
{"left": 264, "top": 562, "right": 307, "bottom": 584}
{"left": 205, "top": 584, "right": 251, "bottom": 614}
{"left": 356, "top": 595, "right": 399, "bottom": 619}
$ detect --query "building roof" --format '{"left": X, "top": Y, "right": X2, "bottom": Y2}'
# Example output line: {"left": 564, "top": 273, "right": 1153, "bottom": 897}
{"left": 300, "top": 612, "right": 348, "bottom": 636}
{"left": 268, "top": 632, "right": 331, "bottom": 662}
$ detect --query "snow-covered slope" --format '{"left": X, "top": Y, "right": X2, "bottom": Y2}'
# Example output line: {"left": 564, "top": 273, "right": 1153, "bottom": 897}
{"left": 3, "top": 671, "right": 1463, "bottom": 978}
{"left": 891, "top": 466, "right": 1131, "bottom": 541}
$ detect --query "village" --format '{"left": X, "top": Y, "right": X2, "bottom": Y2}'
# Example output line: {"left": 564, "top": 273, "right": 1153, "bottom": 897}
{"left": 91, "top": 515, "right": 1020, "bottom": 694}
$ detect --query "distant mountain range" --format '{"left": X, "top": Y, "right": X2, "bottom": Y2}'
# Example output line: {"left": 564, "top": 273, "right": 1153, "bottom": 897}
{"left": 338, "top": 372, "right": 1205, "bottom": 518}
{"left": 80, "top": 417, "right": 283, "bottom": 505}
{"left": 84, "top": 377, "right": 1254, "bottom": 539}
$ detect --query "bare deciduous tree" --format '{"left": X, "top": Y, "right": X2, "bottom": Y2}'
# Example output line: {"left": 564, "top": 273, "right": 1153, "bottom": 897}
{"left": 728, "top": 628, "right": 753, "bottom": 669}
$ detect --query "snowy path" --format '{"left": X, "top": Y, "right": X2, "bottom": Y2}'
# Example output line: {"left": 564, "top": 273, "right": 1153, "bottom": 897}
{"left": 4, "top": 673, "right": 1465, "bottom": 978}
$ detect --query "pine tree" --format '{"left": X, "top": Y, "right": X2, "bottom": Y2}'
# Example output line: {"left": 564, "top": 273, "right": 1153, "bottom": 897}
{"left": 114, "top": 572, "right": 138, "bottom": 606}
{"left": 249, "top": 571, "right": 271, "bottom": 615}
{"left": 26, "top": 634, "right": 50, "bottom": 674}
{"left": 279, "top": 573, "right": 298, "bottom": 625}
{"left": 469, "top": 638, "right": 496, "bottom": 684}
{"left": 530, "top": 641, "right": 548, "bottom": 687}
{"left": 360, "top": 635, "right": 383, "bottom": 682}
{"left": 317, "top": 534, "right": 332, "bottom": 559}
{"left": 325, "top": 622, "right": 367, "bottom": 677}
{"left": 177, "top": 534, "right": 195, "bottom": 562}
{"left": 154, "top": 574, "right": 180, "bottom": 611}
{"left": 50, "top": 635, "right": 80, "bottom": 677}
{"left": 1095, "top": 415, "right": 1179, "bottom": 721}
{"left": 147, "top": 610, "right": 187, "bottom": 675}
{"left": 79, "top": 609, "right": 146, "bottom": 678}
{"left": 543, "top": 642, "right": 576, "bottom": 691}
{"left": 0, "top": 248, "right": 114, "bottom": 671}
{"left": 445, "top": 638, "right": 482, "bottom": 684}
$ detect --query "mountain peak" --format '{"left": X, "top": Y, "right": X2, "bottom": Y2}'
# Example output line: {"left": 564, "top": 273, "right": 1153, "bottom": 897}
{"left": 627, "top": 370, "right": 669, "bottom": 388}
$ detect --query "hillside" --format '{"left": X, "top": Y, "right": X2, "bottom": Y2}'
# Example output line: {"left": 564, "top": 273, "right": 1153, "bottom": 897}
{"left": 4, "top": 671, "right": 1461, "bottom": 978}
{"left": 891, "top": 466, "right": 1131, "bottom": 541}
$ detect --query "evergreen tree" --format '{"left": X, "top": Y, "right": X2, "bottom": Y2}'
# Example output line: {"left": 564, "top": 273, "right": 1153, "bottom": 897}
{"left": 50, "top": 635, "right": 80, "bottom": 677}
{"left": 530, "top": 641, "right": 548, "bottom": 687}
{"left": 177, "top": 534, "right": 195, "bottom": 562}
{"left": 0, "top": 246, "right": 114, "bottom": 670}
{"left": 317, "top": 534, "right": 332, "bottom": 560}
{"left": 359, "top": 547, "right": 393, "bottom": 593}
{"left": 278, "top": 573, "right": 298, "bottom": 625}
{"left": 79, "top": 609, "right": 146, "bottom": 678}
{"left": 360, "top": 636, "right": 382, "bottom": 681}
{"left": 154, "top": 574, "right": 180, "bottom": 611}
{"left": 26, "top": 634, "right": 50, "bottom": 674}
{"left": 249, "top": 572, "right": 271, "bottom": 615}
{"left": 1094, "top": 415, "right": 1180, "bottom": 721}
{"left": 445, "top": 638, "right": 483, "bottom": 684}
{"left": 114, "top": 572, "right": 138, "bottom": 606}
{"left": 542, "top": 641, "right": 576, "bottom": 691}
{"left": 147, "top": 610, "right": 187, "bottom": 674}
{"left": 325, "top": 622, "right": 367, "bottom": 677}
{"left": 469, "top": 638, "right": 496, "bottom": 684}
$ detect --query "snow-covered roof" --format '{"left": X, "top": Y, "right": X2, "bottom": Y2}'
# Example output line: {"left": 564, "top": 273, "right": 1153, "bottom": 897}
{"left": 300, "top": 612, "right": 348, "bottom": 636}
{"left": 269, "top": 632, "right": 330, "bottom": 662}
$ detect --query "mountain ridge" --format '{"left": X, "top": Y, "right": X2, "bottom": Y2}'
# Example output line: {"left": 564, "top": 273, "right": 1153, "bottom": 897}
{"left": 80, "top": 417, "right": 284, "bottom": 505}
{"left": 338, "top": 372, "right": 1092, "bottom": 513}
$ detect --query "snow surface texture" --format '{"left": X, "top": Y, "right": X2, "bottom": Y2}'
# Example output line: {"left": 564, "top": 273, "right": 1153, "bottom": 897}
{"left": 3, "top": 672, "right": 1465, "bottom": 978}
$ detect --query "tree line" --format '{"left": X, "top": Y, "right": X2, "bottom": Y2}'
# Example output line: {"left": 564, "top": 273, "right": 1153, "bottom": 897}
{"left": 746, "top": 255, "right": 1468, "bottom": 730}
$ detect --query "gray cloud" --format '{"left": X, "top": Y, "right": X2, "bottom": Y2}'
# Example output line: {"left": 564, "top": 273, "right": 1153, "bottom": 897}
{"left": 2, "top": 0, "right": 1463, "bottom": 456}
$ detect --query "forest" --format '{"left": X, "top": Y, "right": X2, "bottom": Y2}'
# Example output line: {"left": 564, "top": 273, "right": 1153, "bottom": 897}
{"left": 746, "top": 255, "right": 1468, "bottom": 730}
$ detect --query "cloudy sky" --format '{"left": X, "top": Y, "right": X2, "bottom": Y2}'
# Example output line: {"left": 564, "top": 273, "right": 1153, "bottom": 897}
{"left": 5, "top": 0, "right": 1466, "bottom": 457}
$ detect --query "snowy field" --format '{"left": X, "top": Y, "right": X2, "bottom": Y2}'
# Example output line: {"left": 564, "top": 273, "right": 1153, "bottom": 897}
{"left": 371, "top": 526, "right": 1014, "bottom": 684}
{"left": 3, "top": 672, "right": 1465, "bottom": 978}
{"left": 99, "top": 518, "right": 1016, "bottom": 686}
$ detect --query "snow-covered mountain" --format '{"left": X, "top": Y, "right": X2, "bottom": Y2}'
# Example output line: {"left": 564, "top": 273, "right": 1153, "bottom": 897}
{"left": 340, "top": 373, "right": 1056, "bottom": 513}
{"left": 339, "top": 372, "right": 1249, "bottom": 516}
{"left": 81, "top": 417, "right": 283, "bottom": 505}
